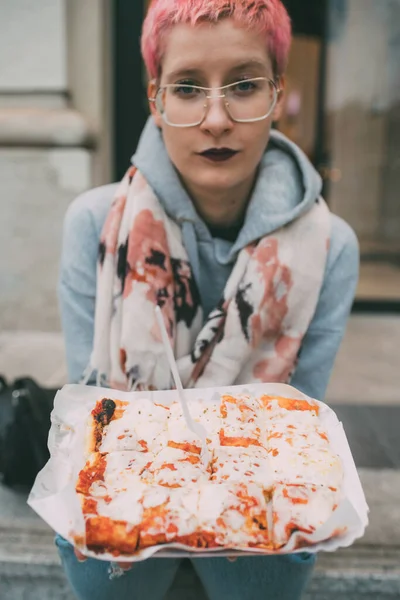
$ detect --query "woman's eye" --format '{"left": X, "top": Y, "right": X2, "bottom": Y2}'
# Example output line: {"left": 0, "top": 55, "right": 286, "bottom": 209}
{"left": 177, "top": 85, "right": 194, "bottom": 94}
{"left": 173, "top": 82, "right": 200, "bottom": 97}
{"left": 234, "top": 80, "right": 257, "bottom": 93}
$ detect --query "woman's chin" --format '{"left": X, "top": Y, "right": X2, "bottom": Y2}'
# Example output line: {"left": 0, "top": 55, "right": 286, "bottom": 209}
{"left": 189, "top": 170, "right": 244, "bottom": 194}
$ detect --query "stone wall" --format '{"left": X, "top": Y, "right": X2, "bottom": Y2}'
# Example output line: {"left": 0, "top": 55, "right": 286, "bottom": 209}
{"left": 0, "top": 148, "right": 91, "bottom": 332}
{"left": 0, "top": 0, "right": 110, "bottom": 333}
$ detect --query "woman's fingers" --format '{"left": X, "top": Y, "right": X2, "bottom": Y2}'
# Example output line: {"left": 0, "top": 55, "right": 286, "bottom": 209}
{"left": 74, "top": 549, "right": 88, "bottom": 562}
{"left": 74, "top": 549, "right": 132, "bottom": 571}
{"left": 73, "top": 547, "right": 133, "bottom": 572}
{"left": 117, "top": 562, "right": 134, "bottom": 571}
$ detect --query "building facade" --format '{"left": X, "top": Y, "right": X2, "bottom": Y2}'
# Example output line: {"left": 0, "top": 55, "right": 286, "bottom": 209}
{"left": 1, "top": 0, "right": 399, "bottom": 336}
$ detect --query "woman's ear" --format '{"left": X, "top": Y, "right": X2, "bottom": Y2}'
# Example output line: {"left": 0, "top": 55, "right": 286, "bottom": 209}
{"left": 271, "top": 75, "right": 286, "bottom": 122}
{"left": 148, "top": 80, "right": 163, "bottom": 128}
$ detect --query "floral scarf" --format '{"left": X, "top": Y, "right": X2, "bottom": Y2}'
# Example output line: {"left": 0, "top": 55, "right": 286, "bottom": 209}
{"left": 88, "top": 166, "right": 330, "bottom": 391}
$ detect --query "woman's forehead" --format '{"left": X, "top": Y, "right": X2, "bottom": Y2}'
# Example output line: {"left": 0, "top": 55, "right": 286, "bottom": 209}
{"left": 164, "top": 59, "right": 270, "bottom": 83}
{"left": 160, "top": 20, "right": 273, "bottom": 79}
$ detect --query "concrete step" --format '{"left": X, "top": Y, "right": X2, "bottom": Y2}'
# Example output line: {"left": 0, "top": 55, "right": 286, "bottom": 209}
{"left": 1, "top": 469, "right": 400, "bottom": 599}
{"left": 306, "top": 546, "right": 400, "bottom": 600}
{"left": 0, "top": 522, "right": 73, "bottom": 600}
{"left": 1, "top": 536, "right": 400, "bottom": 600}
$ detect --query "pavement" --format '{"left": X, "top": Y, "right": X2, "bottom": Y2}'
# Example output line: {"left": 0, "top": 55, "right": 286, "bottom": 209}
{"left": 0, "top": 313, "right": 400, "bottom": 599}
{"left": 325, "top": 314, "right": 400, "bottom": 406}
{"left": 1, "top": 314, "right": 400, "bottom": 404}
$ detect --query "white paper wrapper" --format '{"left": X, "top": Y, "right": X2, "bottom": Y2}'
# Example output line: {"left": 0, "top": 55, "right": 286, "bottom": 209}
{"left": 28, "top": 382, "right": 369, "bottom": 562}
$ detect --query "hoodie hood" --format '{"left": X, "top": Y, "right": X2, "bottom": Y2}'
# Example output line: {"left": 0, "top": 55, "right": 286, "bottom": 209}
{"left": 132, "top": 117, "right": 323, "bottom": 318}
{"left": 133, "top": 118, "right": 322, "bottom": 261}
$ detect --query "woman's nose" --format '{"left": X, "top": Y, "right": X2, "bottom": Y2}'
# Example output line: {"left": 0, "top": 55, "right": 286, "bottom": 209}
{"left": 200, "top": 94, "right": 234, "bottom": 135}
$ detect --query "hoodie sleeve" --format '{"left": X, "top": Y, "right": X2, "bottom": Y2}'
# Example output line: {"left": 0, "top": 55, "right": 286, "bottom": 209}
{"left": 290, "top": 215, "right": 359, "bottom": 401}
{"left": 58, "top": 185, "right": 117, "bottom": 383}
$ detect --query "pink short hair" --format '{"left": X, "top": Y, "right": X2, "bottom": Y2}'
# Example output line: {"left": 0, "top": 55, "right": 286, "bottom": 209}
{"left": 141, "top": 0, "right": 292, "bottom": 80}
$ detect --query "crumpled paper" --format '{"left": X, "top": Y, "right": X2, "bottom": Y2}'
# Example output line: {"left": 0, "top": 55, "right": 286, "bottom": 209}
{"left": 28, "top": 382, "right": 369, "bottom": 562}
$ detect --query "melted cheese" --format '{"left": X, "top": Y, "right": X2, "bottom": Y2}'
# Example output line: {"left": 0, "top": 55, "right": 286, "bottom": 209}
{"left": 99, "top": 401, "right": 169, "bottom": 453}
{"left": 273, "top": 483, "right": 340, "bottom": 547}
{"left": 95, "top": 482, "right": 146, "bottom": 523}
{"left": 164, "top": 487, "right": 200, "bottom": 539}
{"left": 78, "top": 392, "right": 344, "bottom": 553}
{"left": 145, "top": 447, "right": 208, "bottom": 487}
{"left": 269, "top": 444, "right": 343, "bottom": 487}
{"left": 142, "top": 485, "right": 170, "bottom": 509}
{"left": 261, "top": 398, "right": 319, "bottom": 423}
{"left": 212, "top": 446, "right": 274, "bottom": 488}
{"left": 85, "top": 452, "right": 152, "bottom": 498}
{"left": 267, "top": 422, "right": 330, "bottom": 451}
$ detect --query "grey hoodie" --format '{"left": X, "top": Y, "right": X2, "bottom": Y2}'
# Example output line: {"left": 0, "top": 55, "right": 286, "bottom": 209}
{"left": 59, "top": 118, "right": 359, "bottom": 400}
{"left": 134, "top": 119, "right": 322, "bottom": 316}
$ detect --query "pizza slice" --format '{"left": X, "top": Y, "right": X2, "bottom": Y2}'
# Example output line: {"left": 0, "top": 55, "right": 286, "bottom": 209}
{"left": 139, "top": 486, "right": 210, "bottom": 549}
{"left": 197, "top": 482, "right": 272, "bottom": 549}
{"left": 167, "top": 403, "right": 204, "bottom": 455}
{"left": 267, "top": 421, "right": 331, "bottom": 452}
{"left": 258, "top": 395, "right": 320, "bottom": 424}
{"left": 83, "top": 515, "right": 141, "bottom": 556}
{"left": 142, "top": 446, "right": 209, "bottom": 488}
{"left": 268, "top": 441, "right": 343, "bottom": 488}
{"left": 211, "top": 446, "right": 273, "bottom": 489}
{"left": 76, "top": 452, "right": 107, "bottom": 496}
{"left": 272, "top": 483, "right": 341, "bottom": 548}
{"left": 185, "top": 399, "right": 221, "bottom": 448}
{"left": 220, "top": 393, "right": 259, "bottom": 423}
{"left": 77, "top": 451, "right": 155, "bottom": 498}
{"left": 86, "top": 398, "right": 129, "bottom": 454}
{"left": 219, "top": 422, "right": 263, "bottom": 448}
{"left": 138, "top": 485, "right": 171, "bottom": 548}
{"left": 78, "top": 479, "right": 147, "bottom": 556}
{"left": 219, "top": 394, "right": 265, "bottom": 448}
{"left": 98, "top": 399, "right": 169, "bottom": 454}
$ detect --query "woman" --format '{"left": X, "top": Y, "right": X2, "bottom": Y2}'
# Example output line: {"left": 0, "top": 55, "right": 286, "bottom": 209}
{"left": 57, "top": 1, "right": 359, "bottom": 598}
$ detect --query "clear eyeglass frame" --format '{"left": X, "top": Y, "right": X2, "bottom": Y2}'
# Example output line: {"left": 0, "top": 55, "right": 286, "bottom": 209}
{"left": 149, "top": 77, "right": 281, "bottom": 128}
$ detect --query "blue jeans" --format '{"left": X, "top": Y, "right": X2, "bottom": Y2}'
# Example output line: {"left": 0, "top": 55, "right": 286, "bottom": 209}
{"left": 56, "top": 535, "right": 316, "bottom": 600}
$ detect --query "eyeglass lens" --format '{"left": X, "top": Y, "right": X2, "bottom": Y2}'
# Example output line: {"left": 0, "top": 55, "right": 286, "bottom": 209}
{"left": 156, "top": 79, "right": 277, "bottom": 126}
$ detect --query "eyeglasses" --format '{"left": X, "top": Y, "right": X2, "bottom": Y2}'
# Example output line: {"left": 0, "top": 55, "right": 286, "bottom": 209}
{"left": 150, "top": 77, "right": 281, "bottom": 128}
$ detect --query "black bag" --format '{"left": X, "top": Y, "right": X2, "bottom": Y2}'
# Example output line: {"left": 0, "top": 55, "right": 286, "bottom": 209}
{"left": 0, "top": 376, "right": 57, "bottom": 488}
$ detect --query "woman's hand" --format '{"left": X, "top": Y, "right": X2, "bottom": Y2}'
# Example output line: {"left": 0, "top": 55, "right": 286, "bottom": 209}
{"left": 74, "top": 548, "right": 133, "bottom": 571}
{"left": 75, "top": 547, "right": 236, "bottom": 567}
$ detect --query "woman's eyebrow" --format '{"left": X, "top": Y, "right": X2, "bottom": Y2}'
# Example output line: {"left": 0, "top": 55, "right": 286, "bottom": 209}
{"left": 229, "top": 60, "right": 268, "bottom": 74}
{"left": 165, "top": 68, "right": 203, "bottom": 81}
